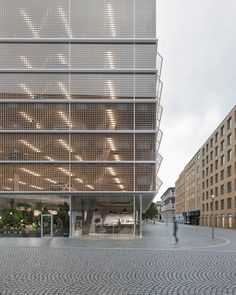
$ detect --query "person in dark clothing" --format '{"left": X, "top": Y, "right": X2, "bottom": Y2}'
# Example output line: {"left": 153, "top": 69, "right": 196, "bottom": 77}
{"left": 173, "top": 216, "right": 179, "bottom": 243}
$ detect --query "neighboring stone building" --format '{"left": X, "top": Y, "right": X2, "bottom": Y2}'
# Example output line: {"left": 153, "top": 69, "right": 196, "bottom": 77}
{"left": 175, "top": 105, "right": 236, "bottom": 229}
{"left": 175, "top": 151, "right": 201, "bottom": 224}
{"left": 200, "top": 106, "right": 236, "bottom": 229}
{"left": 160, "top": 187, "right": 175, "bottom": 222}
{"left": 175, "top": 171, "right": 185, "bottom": 222}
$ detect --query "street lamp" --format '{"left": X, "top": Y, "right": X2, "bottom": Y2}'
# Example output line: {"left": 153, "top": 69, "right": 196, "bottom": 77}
{"left": 211, "top": 194, "right": 215, "bottom": 239}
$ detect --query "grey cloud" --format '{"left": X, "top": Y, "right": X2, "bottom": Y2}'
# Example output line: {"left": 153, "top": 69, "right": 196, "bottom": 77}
{"left": 155, "top": 0, "right": 236, "bottom": 200}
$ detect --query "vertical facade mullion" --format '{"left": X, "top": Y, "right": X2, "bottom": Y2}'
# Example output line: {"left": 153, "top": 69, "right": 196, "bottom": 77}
{"left": 68, "top": 0, "right": 72, "bottom": 191}
{"left": 133, "top": 194, "right": 136, "bottom": 237}
{"left": 133, "top": 0, "right": 136, "bottom": 194}
{"left": 140, "top": 194, "right": 142, "bottom": 237}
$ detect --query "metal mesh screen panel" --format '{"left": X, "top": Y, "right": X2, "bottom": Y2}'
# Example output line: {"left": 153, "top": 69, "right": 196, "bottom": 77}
{"left": 0, "top": 0, "right": 161, "bottom": 199}
{"left": 0, "top": 0, "right": 69, "bottom": 38}
{"left": 0, "top": 133, "right": 155, "bottom": 162}
{"left": 0, "top": 74, "right": 69, "bottom": 100}
{"left": 0, "top": 103, "right": 156, "bottom": 131}
{"left": 0, "top": 164, "right": 139, "bottom": 192}
{"left": 0, "top": 44, "right": 157, "bottom": 70}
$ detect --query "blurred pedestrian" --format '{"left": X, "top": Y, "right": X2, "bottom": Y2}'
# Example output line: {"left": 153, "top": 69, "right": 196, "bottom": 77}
{"left": 173, "top": 216, "right": 179, "bottom": 243}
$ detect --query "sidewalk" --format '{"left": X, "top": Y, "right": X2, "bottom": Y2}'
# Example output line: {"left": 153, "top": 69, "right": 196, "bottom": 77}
{"left": 0, "top": 223, "right": 235, "bottom": 251}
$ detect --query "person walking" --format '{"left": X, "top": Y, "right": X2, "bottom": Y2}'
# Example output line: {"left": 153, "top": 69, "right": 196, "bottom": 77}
{"left": 173, "top": 216, "right": 179, "bottom": 243}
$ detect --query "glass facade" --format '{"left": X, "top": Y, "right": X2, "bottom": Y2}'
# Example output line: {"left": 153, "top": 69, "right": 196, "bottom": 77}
{"left": 0, "top": 0, "right": 162, "bottom": 237}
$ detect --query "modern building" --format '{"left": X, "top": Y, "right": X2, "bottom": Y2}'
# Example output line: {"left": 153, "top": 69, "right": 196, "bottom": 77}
{"left": 0, "top": 0, "right": 163, "bottom": 238}
{"left": 160, "top": 187, "right": 175, "bottom": 223}
{"left": 175, "top": 105, "right": 236, "bottom": 229}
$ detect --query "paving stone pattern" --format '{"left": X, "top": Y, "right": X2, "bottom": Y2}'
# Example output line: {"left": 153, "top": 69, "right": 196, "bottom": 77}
{"left": 0, "top": 247, "right": 235, "bottom": 295}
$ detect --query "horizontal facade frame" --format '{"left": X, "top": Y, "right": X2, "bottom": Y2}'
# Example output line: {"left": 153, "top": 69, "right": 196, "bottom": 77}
{"left": 0, "top": 191, "right": 157, "bottom": 196}
{"left": 0, "top": 38, "right": 158, "bottom": 45}
{"left": 0, "top": 161, "right": 155, "bottom": 164}
{"left": 0, "top": 130, "right": 158, "bottom": 134}
{"left": 0, "top": 69, "right": 158, "bottom": 74}
{"left": 0, "top": 99, "right": 159, "bottom": 104}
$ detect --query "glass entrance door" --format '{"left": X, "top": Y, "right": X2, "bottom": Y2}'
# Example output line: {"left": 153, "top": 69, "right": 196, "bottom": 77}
{"left": 41, "top": 214, "right": 53, "bottom": 238}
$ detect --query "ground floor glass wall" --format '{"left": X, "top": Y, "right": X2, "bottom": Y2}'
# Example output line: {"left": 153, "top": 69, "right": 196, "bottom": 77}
{"left": 71, "top": 194, "right": 142, "bottom": 238}
{"left": 0, "top": 194, "right": 143, "bottom": 238}
{"left": 0, "top": 195, "right": 69, "bottom": 237}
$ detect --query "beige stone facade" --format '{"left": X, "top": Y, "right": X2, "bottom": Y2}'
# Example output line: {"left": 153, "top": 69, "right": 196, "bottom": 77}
{"left": 175, "top": 105, "right": 236, "bottom": 228}
{"left": 175, "top": 152, "right": 201, "bottom": 224}
{"left": 175, "top": 171, "right": 185, "bottom": 215}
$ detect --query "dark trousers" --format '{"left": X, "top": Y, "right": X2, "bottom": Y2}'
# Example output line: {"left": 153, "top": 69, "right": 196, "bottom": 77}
{"left": 173, "top": 230, "right": 179, "bottom": 242}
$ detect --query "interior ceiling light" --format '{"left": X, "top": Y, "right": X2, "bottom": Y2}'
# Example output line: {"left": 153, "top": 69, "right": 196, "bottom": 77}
{"left": 45, "top": 156, "right": 55, "bottom": 161}
{"left": 58, "top": 54, "right": 68, "bottom": 65}
{"left": 20, "top": 168, "right": 41, "bottom": 177}
{"left": 75, "top": 178, "right": 83, "bottom": 183}
{"left": 58, "top": 7, "right": 73, "bottom": 38}
{"left": 107, "top": 167, "right": 116, "bottom": 176}
{"left": 20, "top": 9, "right": 39, "bottom": 38}
{"left": 85, "top": 184, "right": 94, "bottom": 190}
{"left": 115, "top": 177, "right": 121, "bottom": 184}
{"left": 45, "top": 178, "right": 57, "bottom": 184}
{"left": 30, "top": 184, "right": 43, "bottom": 190}
{"left": 20, "top": 56, "right": 32, "bottom": 69}
{"left": 58, "top": 167, "right": 74, "bottom": 177}
{"left": 58, "top": 82, "right": 70, "bottom": 100}
{"left": 19, "top": 84, "right": 34, "bottom": 99}
{"left": 119, "top": 184, "right": 124, "bottom": 190}
{"left": 19, "top": 139, "right": 41, "bottom": 153}
{"left": 107, "top": 4, "right": 116, "bottom": 37}
{"left": 106, "top": 109, "right": 116, "bottom": 128}
{"left": 106, "top": 137, "right": 116, "bottom": 151}
{"left": 106, "top": 80, "right": 116, "bottom": 99}
{"left": 34, "top": 210, "right": 41, "bottom": 217}
{"left": 75, "top": 155, "right": 82, "bottom": 161}
{"left": 8, "top": 178, "right": 26, "bottom": 184}
{"left": 114, "top": 155, "right": 120, "bottom": 161}
{"left": 106, "top": 51, "right": 115, "bottom": 69}
{"left": 58, "top": 110, "right": 73, "bottom": 128}
{"left": 48, "top": 210, "right": 57, "bottom": 215}
{"left": 58, "top": 139, "right": 73, "bottom": 152}
{"left": 19, "top": 111, "right": 31, "bottom": 121}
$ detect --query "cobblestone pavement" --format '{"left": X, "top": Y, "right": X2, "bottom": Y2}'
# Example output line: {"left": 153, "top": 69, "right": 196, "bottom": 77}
{"left": 0, "top": 247, "right": 235, "bottom": 295}
{"left": 0, "top": 224, "right": 235, "bottom": 295}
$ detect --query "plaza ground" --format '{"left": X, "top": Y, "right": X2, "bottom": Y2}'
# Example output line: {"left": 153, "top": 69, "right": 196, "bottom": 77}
{"left": 0, "top": 223, "right": 235, "bottom": 294}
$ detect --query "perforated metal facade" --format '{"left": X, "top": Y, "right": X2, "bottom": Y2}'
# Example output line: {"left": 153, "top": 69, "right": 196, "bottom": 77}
{"left": 0, "top": 0, "right": 162, "bottom": 237}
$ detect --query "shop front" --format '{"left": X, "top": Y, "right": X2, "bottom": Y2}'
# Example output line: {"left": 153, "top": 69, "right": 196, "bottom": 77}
{"left": 71, "top": 194, "right": 142, "bottom": 238}
{"left": 0, "top": 193, "right": 143, "bottom": 238}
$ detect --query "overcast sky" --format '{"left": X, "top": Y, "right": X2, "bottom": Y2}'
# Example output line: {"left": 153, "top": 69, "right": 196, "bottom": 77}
{"left": 155, "top": 0, "right": 236, "bottom": 200}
